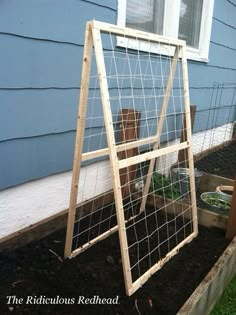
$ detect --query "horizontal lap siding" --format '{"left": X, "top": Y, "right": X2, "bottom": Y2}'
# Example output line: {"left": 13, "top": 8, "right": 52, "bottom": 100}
{"left": 0, "top": 0, "right": 236, "bottom": 190}
{"left": 189, "top": 1, "right": 236, "bottom": 87}
{"left": 0, "top": 133, "right": 75, "bottom": 189}
{"left": 188, "top": 0, "right": 236, "bottom": 131}
{"left": 0, "top": 0, "right": 116, "bottom": 46}
{"left": 0, "top": 89, "right": 79, "bottom": 140}
{"left": 0, "top": 0, "right": 116, "bottom": 190}
{"left": 0, "top": 35, "right": 83, "bottom": 88}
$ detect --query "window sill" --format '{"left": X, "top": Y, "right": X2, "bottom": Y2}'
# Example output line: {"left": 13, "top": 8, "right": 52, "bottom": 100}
{"left": 186, "top": 47, "right": 209, "bottom": 63}
{"left": 117, "top": 37, "right": 209, "bottom": 63}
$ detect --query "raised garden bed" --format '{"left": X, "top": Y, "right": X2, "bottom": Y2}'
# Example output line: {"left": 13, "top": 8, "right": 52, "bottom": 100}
{"left": 179, "top": 237, "right": 236, "bottom": 315}
{"left": 211, "top": 273, "right": 236, "bottom": 314}
{"left": 197, "top": 172, "right": 234, "bottom": 215}
{"left": 195, "top": 141, "right": 236, "bottom": 180}
{"left": 0, "top": 160, "right": 235, "bottom": 314}
{"left": 193, "top": 141, "right": 235, "bottom": 216}
{"left": 0, "top": 200, "right": 235, "bottom": 315}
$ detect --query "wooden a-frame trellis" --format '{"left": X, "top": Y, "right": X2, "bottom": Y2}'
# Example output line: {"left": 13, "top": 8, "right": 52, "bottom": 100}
{"left": 64, "top": 20, "right": 198, "bottom": 296}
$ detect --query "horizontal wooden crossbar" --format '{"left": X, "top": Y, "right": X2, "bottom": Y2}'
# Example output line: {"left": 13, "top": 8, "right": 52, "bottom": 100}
{"left": 69, "top": 225, "right": 118, "bottom": 258}
{"left": 118, "top": 141, "right": 189, "bottom": 169}
{"left": 69, "top": 210, "right": 141, "bottom": 259}
{"left": 91, "top": 20, "right": 185, "bottom": 47}
{"left": 128, "top": 232, "right": 197, "bottom": 295}
{"left": 81, "top": 134, "right": 161, "bottom": 161}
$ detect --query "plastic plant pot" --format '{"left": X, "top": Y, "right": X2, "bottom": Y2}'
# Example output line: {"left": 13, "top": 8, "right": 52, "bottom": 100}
{"left": 200, "top": 191, "right": 231, "bottom": 214}
{"left": 172, "top": 168, "right": 203, "bottom": 197}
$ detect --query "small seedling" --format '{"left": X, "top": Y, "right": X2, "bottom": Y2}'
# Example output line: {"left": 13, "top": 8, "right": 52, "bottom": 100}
{"left": 149, "top": 173, "right": 181, "bottom": 200}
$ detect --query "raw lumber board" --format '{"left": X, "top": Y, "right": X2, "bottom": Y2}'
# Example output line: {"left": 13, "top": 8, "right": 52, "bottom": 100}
{"left": 178, "top": 236, "right": 236, "bottom": 315}
{"left": 194, "top": 140, "right": 233, "bottom": 163}
{"left": 199, "top": 172, "right": 234, "bottom": 193}
{"left": 226, "top": 177, "right": 236, "bottom": 240}
{"left": 147, "top": 194, "right": 228, "bottom": 230}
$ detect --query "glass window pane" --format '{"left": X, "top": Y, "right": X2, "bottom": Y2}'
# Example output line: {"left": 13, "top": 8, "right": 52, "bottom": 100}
{"left": 178, "top": 0, "right": 203, "bottom": 48}
{"left": 126, "top": 0, "right": 164, "bottom": 34}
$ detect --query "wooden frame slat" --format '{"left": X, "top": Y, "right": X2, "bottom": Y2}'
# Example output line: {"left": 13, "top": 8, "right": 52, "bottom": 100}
{"left": 81, "top": 134, "right": 164, "bottom": 161}
{"left": 118, "top": 141, "right": 189, "bottom": 169}
{"left": 91, "top": 26, "right": 133, "bottom": 293}
{"left": 70, "top": 225, "right": 119, "bottom": 258}
{"left": 64, "top": 22, "right": 94, "bottom": 258}
{"left": 226, "top": 177, "right": 236, "bottom": 240}
{"left": 91, "top": 20, "right": 186, "bottom": 47}
{"left": 70, "top": 210, "right": 141, "bottom": 258}
{"left": 181, "top": 46, "right": 198, "bottom": 236}
{"left": 129, "top": 233, "right": 196, "bottom": 295}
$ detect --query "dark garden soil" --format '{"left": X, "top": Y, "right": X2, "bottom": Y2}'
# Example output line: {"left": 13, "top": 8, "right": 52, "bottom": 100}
{"left": 0, "top": 205, "right": 230, "bottom": 315}
{"left": 195, "top": 141, "right": 236, "bottom": 179}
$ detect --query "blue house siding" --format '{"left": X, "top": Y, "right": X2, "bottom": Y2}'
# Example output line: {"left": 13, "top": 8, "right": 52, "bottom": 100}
{"left": 0, "top": 0, "right": 116, "bottom": 45}
{"left": 0, "top": 0, "right": 236, "bottom": 190}
{"left": 0, "top": 35, "right": 84, "bottom": 88}
{"left": 0, "top": 0, "right": 116, "bottom": 189}
{"left": 0, "top": 132, "right": 75, "bottom": 189}
{"left": 187, "top": 0, "right": 236, "bottom": 132}
{"left": 0, "top": 89, "right": 79, "bottom": 140}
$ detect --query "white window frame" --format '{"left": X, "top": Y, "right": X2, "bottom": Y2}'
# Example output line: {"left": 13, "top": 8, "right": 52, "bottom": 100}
{"left": 117, "top": 0, "right": 214, "bottom": 62}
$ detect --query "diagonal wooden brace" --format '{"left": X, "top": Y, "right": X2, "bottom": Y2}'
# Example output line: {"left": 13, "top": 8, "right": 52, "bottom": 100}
{"left": 139, "top": 46, "right": 180, "bottom": 212}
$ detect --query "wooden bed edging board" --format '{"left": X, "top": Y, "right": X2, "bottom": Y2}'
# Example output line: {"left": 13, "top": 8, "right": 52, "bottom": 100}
{"left": 147, "top": 194, "right": 228, "bottom": 230}
{"left": 178, "top": 236, "right": 236, "bottom": 315}
{"left": 194, "top": 140, "right": 234, "bottom": 163}
{"left": 0, "top": 191, "right": 114, "bottom": 253}
{"left": 199, "top": 172, "right": 234, "bottom": 193}
{"left": 1, "top": 191, "right": 228, "bottom": 253}
{"left": 147, "top": 193, "right": 235, "bottom": 314}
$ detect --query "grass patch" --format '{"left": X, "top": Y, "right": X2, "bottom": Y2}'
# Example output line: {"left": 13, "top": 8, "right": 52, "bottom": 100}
{"left": 211, "top": 273, "right": 236, "bottom": 314}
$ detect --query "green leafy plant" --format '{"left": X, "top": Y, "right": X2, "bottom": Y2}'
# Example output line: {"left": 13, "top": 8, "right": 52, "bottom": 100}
{"left": 149, "top": 172, "right": 180, "bottom": 200}
{"left": 204, "top": 196, "right": 231, "bottom": 210}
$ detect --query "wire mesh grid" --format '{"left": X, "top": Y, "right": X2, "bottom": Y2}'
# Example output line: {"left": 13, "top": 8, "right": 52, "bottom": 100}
{"left": 194, "top": 82, "right": 236, "bottom": 179}
{"left": 65, "top": 21, "right": 197, "bottom": 295}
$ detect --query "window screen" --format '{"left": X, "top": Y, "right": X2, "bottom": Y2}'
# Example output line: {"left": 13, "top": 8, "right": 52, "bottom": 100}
{"left": 126, "top": 0, "right": 164, "bottom": 35}
{"left": 178, "top": 0, "right": 203, "bottom": 48}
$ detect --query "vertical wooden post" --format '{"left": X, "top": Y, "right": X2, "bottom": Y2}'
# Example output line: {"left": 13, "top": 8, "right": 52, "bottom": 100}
{"left": 232, "top": 122, "right": 236, "bottom": 141}
{"left": 119, "top": 109, "right": 141, "bottom": 198}
{"left": 181, "top": 46, "right": 198, "bottom": 236}
{"left": 91, "top": 25, "right": 133, "bottom": 294}
{"left": 64, "top": 22, "right": 93, "bottom": 258}
{"left": 226, "top": 177, "right": 236, "bottom": 240}
{"left": 178, "top": 105, "right": 196, "bottom": 166}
